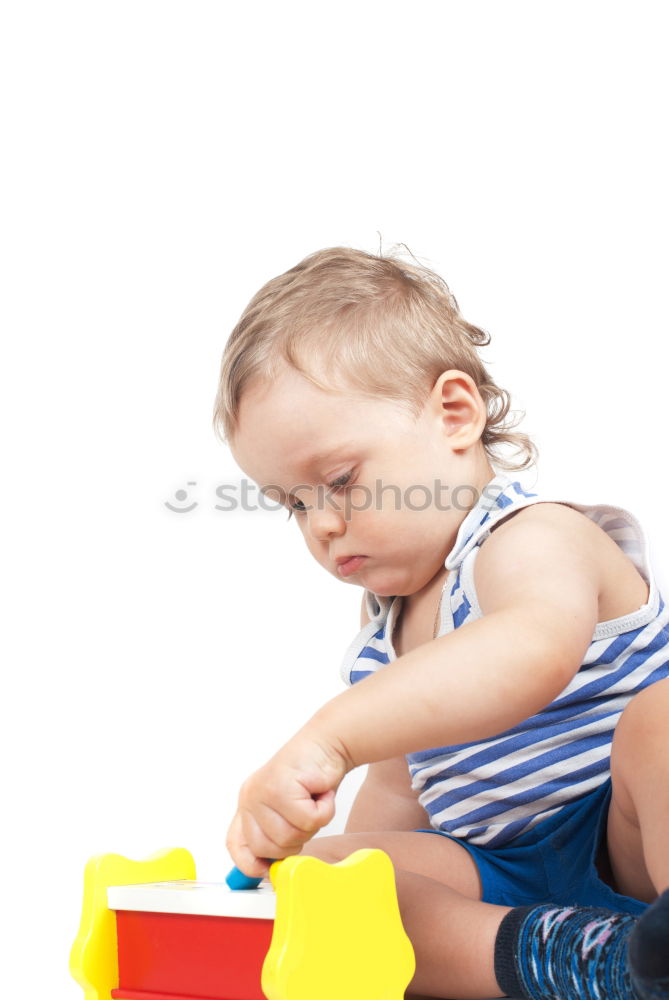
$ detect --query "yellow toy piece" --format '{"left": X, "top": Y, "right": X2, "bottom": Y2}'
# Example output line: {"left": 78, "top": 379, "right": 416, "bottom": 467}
{"left": 69, "top": 846, "right": 196, "bottom": 1000}
{"left": 262, "top": 848, "right": 415, "bottom": 1000}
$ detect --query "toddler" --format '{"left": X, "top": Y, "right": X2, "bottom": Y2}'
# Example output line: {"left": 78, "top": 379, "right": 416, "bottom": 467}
{"left": 212, "top": 246, "right": 669, "bottom": 1000}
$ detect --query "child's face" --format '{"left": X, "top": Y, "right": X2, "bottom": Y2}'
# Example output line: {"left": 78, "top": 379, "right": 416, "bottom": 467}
{"left": 230, "top": 362, "right": 493, "bottom": 598}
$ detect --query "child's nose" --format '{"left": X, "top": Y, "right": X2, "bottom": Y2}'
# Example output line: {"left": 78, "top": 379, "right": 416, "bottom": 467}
{"left": 306, "top": 504, "right": 346, "bottom": 540}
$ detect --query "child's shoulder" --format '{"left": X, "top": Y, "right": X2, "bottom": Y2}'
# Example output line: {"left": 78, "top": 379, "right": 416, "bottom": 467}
{"left": 490, "top": 499, "right": 594, "bottom": 537}
{"left": 476, "top": 500, "right": 649, "bottom": 624}
{"left": 477, "top": 500, "right": 599, "bottom": 592}
{"left": 481, "top": 499, "right": 597, "bottom": 556}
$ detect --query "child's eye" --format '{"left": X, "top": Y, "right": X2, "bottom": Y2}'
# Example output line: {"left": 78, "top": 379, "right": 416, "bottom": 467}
{"left": 327, "top": 471, "right": 352, "bottom": 492}
{"left": 285, "top": 493, "right": 309, "bottom": 520}
{"left": 285, "top": 472, "right": 353, "bottom": 521}
{"left": 286, "top": 498, "right": 307, "bottom": 520}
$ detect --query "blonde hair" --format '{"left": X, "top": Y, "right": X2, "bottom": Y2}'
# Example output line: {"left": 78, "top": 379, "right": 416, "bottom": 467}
{"left": 212, "top": 244, "right": 538, "bottom": 473}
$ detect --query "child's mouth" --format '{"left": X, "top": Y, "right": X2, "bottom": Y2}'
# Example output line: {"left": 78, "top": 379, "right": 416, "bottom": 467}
{"left": 336, "top": 556, "right": 367, "bottom": 577}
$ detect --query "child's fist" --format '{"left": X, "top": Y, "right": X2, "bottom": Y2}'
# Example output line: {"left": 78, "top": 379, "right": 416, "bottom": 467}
{"left": 225, "top": 727, "right": 349, "bottom": 877}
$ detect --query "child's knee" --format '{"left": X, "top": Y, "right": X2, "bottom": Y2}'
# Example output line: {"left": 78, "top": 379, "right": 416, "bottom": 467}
{"left": 298, "top": 832, "right": 372, "bottom": 863}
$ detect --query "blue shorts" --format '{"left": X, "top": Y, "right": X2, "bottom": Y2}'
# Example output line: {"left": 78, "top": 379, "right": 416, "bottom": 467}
{"left": 417, "top": 778, "right": 648, "bottom": 915}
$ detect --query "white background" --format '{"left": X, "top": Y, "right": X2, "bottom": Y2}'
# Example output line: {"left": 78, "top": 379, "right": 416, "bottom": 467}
{"left": 2, "top": 2, "right": 668, "bottom": 996}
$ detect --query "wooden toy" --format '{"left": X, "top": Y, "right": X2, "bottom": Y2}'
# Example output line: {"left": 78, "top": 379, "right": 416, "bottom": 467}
{"left": 70, "top": 846, "right": 416, "bottom": 1000}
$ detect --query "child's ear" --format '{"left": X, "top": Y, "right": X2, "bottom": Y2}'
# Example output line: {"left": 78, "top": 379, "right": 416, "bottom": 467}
{"left": 432, "top": 370, "right": 486, "bottom": 448}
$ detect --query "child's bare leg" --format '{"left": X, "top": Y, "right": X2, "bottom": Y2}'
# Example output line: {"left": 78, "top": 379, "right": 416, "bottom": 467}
{"left": 393, "top": 868, "right": 510, "bottom": 999}
{"left": 608, "top": 677, "right": 669, "bottom": 899}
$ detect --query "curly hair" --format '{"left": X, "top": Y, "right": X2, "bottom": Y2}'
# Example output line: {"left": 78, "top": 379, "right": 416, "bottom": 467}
{"left": 212, "top": 243, "right": 538, "bottom": 474}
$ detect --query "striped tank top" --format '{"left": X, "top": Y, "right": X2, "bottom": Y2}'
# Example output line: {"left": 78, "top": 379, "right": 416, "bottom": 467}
{"left": 339, "top": 472, "right": 669, "bottom": 849}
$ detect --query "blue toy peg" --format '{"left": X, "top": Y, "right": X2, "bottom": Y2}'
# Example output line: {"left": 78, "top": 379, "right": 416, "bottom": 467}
{"left": 225, "top": 865, "right": 264, "bottom": 890}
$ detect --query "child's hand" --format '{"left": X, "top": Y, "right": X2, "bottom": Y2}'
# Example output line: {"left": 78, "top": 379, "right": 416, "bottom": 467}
{"left": 226, "top": 725, "right": 350, "bottom": 878}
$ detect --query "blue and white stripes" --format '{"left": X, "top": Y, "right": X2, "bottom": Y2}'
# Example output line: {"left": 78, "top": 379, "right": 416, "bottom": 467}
{"left": 340, "top": 473, "right": 669, "bottom": 848}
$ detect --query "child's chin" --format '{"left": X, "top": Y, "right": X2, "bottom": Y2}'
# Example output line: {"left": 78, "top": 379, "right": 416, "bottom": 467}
{"left": 357, "top": 575, "right": 395, "bottom": 597}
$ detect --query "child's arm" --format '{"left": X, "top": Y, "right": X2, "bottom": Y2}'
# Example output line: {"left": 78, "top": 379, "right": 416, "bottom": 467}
{"left": 227, "top": 511, "right": 601, "bottom": 876}
{"left": 344, "top": 597, "right": 427, "bottom": 833}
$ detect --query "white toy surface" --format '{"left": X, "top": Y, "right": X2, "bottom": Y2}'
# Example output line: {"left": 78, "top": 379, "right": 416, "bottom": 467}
{"left": 107, "top": 879, "right": 276, "bottom": 919}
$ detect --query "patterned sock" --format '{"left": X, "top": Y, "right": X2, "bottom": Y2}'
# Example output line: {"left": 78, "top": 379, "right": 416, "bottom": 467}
{"left": 493, "top": 892, "right": 669, "bottom": 999}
